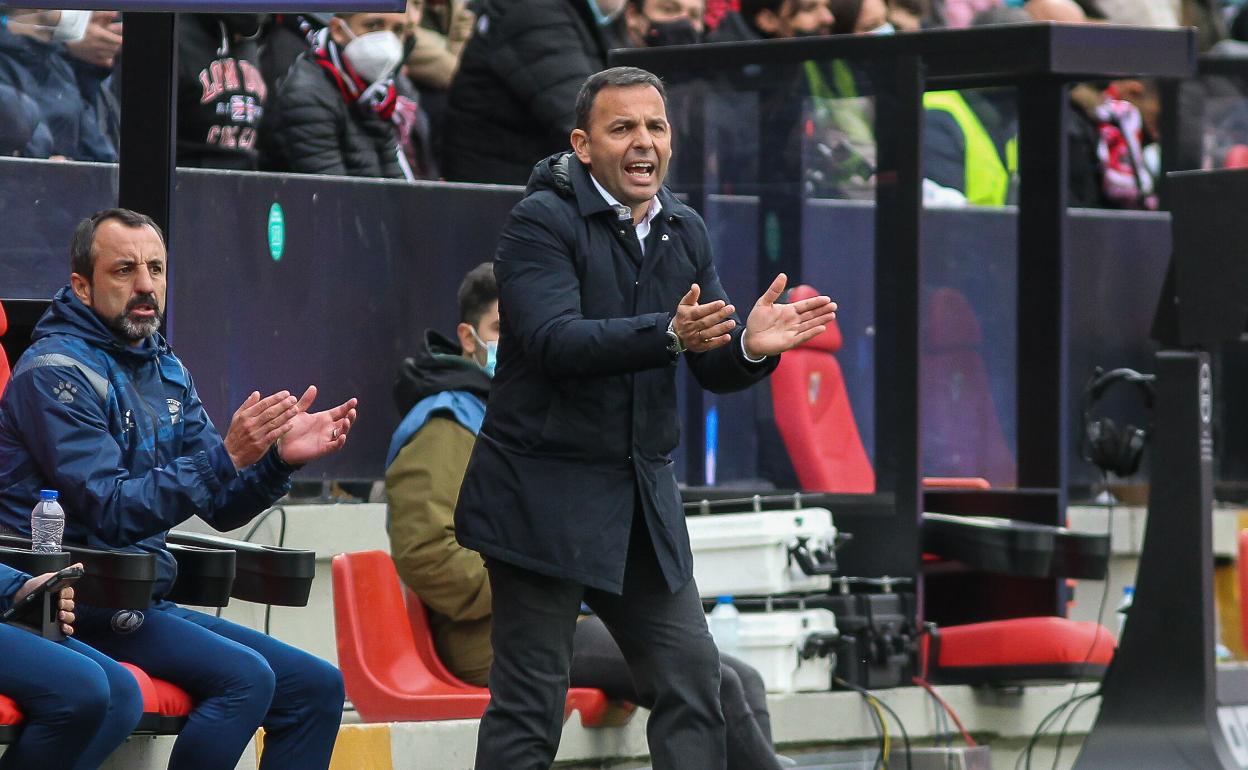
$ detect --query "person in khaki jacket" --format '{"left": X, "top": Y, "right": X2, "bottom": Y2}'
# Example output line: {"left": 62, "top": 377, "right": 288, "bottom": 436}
{"left": 386, "top": 262, "right": 496, "bottom": 686}
{"left": 384, "top": 262, "right": 790, "bottom": 770}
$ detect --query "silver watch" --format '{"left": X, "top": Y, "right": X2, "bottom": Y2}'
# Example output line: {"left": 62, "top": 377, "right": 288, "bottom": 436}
{"left": 666, "top": 317, "right": 686, "bottom": 356}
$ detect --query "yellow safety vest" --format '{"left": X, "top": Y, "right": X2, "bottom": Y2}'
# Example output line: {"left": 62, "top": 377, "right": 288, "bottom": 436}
{"left": 923, "top": 90, "right": 1018, "bottom": 207}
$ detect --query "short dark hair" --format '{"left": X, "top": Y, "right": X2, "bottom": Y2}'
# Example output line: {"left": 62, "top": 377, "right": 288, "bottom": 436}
{"left": 458, "top": 262, "right": 498, "bottom": 326}
{"left": 69, "top": 208, "right": 165, "bottom": 281}
{"left": 574, "top": 66, "right": 667, "bottom": 132}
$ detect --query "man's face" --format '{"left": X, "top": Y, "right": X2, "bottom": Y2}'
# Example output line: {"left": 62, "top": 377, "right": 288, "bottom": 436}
{"left": 854, "top": 0, "right": 888, "bottom": 32}
{"left": 625, "top": 0, "right": 705, "bottom": 45}
{"left": 70, "top": 219, "right": 167, "bottom": 346}
{"left": 570, "top": 84, "right": 672, "bottom": 217}
{"left": 331, "top": 11, "right": 412, "bottom": 47}
{"left": 760, "top": 0, "right": 834, "bottom": 37}
{"left": 459, "top": 300, "right": 500, "bottom": 364}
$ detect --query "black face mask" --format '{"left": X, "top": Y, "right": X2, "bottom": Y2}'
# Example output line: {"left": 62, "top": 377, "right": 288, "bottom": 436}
{"left": 644, "top": 17, "right": 699, "bottom": 46}
{"left": 790, "top": 28, "right": 831, "bottom": 38}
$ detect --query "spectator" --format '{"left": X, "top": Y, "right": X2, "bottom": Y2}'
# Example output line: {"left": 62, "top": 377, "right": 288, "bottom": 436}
{"left": 0, "top": 208, "right": 358, "bottom": 769}
{"left": 708, "top": 0, "right": 834, "bottom": 41}
{"left": 262, "top": 9, "right": 411, "bottom": 178}
{"left": 827, "top": 0, "right": 892, "bottom": 33}
{"left": 621, "top": 0, "right": 706, "bottom": 47}
{"left": 886, "top": 0, "right": 928, "bottom": 30}
{"left": 177, "top": 14, "right": 268, "bottom": 170}
{"left": 404, "top": 0, "right": 474, "bottom": 92}
{"left": 0, "top": 82, "right": 52, "bottom": 156}
{"left": 0, "top": 561, "right": 144, "bottom": 770}
{"left": 941, "top": 0, "right": 998, "bottom": 27}
{"left": 386, "top": 262, "right": 791, "bottom": 770}
{"left": 439, "top": 0, "right": 617, "bottom": 183}
{"left": 0, "top": 9, "right": 120, "bottom": 161}
{"left": 1023, "top": 0, "right": 1086, "bottom": 23}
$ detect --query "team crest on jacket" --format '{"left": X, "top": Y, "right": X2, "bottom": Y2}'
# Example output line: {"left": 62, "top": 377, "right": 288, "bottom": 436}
{"left": 53, "top": 381, "right": 78, "bottom": 404}
{"left": 167, "top": 399, "right": 182, "bottom": 424}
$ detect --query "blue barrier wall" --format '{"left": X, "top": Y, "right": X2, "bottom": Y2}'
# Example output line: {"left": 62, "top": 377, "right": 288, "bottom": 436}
{"left": 0, "top": 159, "right": 1192, "bottom": 489}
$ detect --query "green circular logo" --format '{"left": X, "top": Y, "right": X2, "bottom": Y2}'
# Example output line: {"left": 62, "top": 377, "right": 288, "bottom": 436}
{"left": 267, "top": 203, "right": 285, "bottom": 262}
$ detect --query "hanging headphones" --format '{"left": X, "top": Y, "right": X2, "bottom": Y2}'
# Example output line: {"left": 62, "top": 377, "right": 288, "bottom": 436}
{"left": 1080, "top": 367, "right": 1156, "bottom": 478}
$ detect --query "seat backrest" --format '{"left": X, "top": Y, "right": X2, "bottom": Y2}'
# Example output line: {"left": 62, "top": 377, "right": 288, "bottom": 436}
{"left": 331, "top": 551, "right": 473, "bottom": 714}
{"left": 0, "top": 300, "right": 9, "bottom": 400}
{"left": 769, "top": 285, "right": 874, "bottom": 493}
{"left": 921, "top": 287, "right": 1015, "bottom": 486}
{"left": 404, "top": 586, "right": 477, "bottom": 688}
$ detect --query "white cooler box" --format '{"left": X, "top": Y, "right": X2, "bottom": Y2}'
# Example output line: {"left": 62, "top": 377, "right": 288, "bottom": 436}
{"left": 716, "top": 609, "right": 839, "bottom": 693}
{"left": 687, "top": 508, "right": 838, "bottom": 598}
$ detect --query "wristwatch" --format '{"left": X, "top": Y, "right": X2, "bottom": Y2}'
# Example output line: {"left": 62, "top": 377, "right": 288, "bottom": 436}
{"left": 666, "top": 317, "right": 686, "bottom": 357}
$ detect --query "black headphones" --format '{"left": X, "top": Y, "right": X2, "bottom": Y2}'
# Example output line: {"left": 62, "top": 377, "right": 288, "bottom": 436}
{"left": 1080, "top": 367, "right": 1156, "bottom": 478}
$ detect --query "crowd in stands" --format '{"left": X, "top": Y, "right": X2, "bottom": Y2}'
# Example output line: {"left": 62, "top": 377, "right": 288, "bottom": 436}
{"left": 0, "top": 0, "right": 1243, "bottom": 198}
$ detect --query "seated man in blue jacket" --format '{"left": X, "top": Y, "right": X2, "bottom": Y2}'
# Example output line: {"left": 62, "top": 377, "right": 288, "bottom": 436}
{"left": 0, "top": 207, "right": 359, "bottom": 770}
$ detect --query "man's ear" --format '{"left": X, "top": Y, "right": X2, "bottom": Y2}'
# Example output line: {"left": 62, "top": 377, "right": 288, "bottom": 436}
{"left": 571, "top": 128, "right": 592, "bottom": 165}
{"left": 456, "top": 322, "right": 477, "bottom": 358}
{"left": 754, "top": 8, "right": 781, "bottom": 35}
{"left": 69, "top": 272, "right": 92, "bottom": 306}
{"left": 329, "top": 16, "right": 352, "bottom": 47}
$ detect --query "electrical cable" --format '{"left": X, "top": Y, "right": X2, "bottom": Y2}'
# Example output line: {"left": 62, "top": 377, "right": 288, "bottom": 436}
{"left": 1017, "top": 691, "right": 1100, "bottom": 770}
{"left": 845, "top": 678, "right": 888, "bottom": 769}
{"left": 1046, "top": 471, "right": 1116, "bottom": 770}
{"left": 837, "top": 677, "right": 912, "bottom": 770}
{"left": 215, "top": 505, "right": 288, "bottom": 635}
{"left": 913, "top": 676, "right": 976, "bottom": 747}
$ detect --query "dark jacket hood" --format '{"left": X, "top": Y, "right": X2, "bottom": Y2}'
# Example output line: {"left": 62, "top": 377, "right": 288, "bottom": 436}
{"left": 393, "top": 328, "right": 492, "bottom": 416}
{"left": 33, "top": 286, "right": 169, "bottom": 364}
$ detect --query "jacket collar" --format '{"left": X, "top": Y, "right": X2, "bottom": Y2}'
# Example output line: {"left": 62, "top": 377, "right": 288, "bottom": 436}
{"left": 567, "top": 154, "right": 692, "bottom": 222}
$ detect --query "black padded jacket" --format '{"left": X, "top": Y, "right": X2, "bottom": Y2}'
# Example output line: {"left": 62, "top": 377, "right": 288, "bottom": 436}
{"left": 439, "top": 0, "right": 609, "bottom": 184}
{"left": 261, "top": 53, "right": 403, "bottom": 178}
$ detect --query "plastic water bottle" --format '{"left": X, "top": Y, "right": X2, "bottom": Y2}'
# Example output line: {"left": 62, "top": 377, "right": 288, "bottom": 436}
{"left": 1116, "top": 585, "right": 1134, "bottom": 639}
{"left": 31, "top": 490, "right": 65, "bottom": 554}
{"left": 709, "top": 595, "right": 741, "bottom": 656}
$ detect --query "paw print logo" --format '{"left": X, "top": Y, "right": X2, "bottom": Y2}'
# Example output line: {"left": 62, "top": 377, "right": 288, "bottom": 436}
{"left": 52, "top": 381, "right": 78, "bottom": 404}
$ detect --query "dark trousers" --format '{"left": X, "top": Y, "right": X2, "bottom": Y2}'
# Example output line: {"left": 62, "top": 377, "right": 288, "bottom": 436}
{"left": 476, "top": 521, "right": 726, "bottom": 770}
{"left": 0, "top": 623, "right": 143, "bottom": 770}
{"left": 570, "top": 615, "right": 782, "bottom": 770}
{"left": 74, "top": 601, "right": 344, "bottom": 770}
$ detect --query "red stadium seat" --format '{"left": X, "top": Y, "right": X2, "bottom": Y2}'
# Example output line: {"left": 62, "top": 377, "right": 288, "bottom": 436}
{"left": 1239, "top": 530, "right": 1248, "bottom": 650}
{"left": 0, "top": 694, "right": 21, "bottom": 742}
{"left": 922, "top": 617, "right": 1114, "bottom": 685}
{"left": 0, "top": 300, "right": 10, "bottom": 400}
{"left": 333, "top": 550, "right": 634, "bottom": 726}
{"left": 769, "top": 285, "right": 874, "bottom": 493}
{"left": 921, "top": 287, "right": 1016, "bottom": 486}
{"left": 118, "top": 662, "right": 192, "bottom": 734}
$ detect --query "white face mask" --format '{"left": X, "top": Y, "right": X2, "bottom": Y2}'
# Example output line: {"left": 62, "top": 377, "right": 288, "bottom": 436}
{"left": 341, "top": 26, "right": 404, "bottom": 84}
{"left": 52, "top": 10, "right": 92, "bottom": 41}
{"left": 867, "top": 21, "right": 896, "bottom": 35}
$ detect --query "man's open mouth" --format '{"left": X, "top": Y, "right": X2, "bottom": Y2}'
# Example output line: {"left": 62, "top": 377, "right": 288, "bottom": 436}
{"left": 625, "top": 161, "right": 655, "bottom": 180}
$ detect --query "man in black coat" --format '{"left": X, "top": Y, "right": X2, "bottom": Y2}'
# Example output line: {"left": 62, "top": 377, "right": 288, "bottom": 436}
{"left": 454, "top": 66, "right": 837, "bottom": 769}
{"left": 439, "top": 0, "right": 614, "bottom": 184}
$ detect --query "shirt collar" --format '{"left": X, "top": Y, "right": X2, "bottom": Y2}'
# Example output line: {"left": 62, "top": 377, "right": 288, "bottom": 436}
{"left": 589, "top": 173, "right": 663, "bottom": 227}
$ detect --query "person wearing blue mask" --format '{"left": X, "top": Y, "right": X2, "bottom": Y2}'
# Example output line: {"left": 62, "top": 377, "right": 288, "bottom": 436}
{"left": 386, "top": 262, "right": 499, "bottom": 686}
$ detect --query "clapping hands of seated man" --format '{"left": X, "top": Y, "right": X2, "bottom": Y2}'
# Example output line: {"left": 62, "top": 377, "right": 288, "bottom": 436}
{"left": 224, "top": 386, "right": 359, "bottom": 470}
{"left": 12, "top": 563, "right": 82, "bottom": 636}
{"left": 673, "top": 272, "right": 838, "bottom": 357}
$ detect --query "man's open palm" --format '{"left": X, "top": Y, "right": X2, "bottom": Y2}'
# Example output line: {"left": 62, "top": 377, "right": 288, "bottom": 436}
{"left": 277, "top": 386, "right": 359, "bottom": 466}
{"left": 743, "top": 274, "right": 838, "bottom": 358}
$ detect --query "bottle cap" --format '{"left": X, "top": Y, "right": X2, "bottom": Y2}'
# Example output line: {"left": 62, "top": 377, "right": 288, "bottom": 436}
{"left": 716, "top": 595, "right": 734, "bottom": 604}
{"left": 39, "top": 489, "right": 58, "bottom": 501}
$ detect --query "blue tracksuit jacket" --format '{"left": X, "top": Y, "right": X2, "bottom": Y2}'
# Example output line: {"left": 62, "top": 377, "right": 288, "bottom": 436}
{"left": 0, "top": 287, "right": 293, "bottom": 602}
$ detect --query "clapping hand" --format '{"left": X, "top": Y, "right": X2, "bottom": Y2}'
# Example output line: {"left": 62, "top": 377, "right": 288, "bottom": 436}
{"left": 742, "top": 273, "right": 838, "bottom": 359}
{"left": 276, "top": 386, "right": 358, "bottom": 467}
{"left": 672, "top": 283, "right": 737, "bottom": 353}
